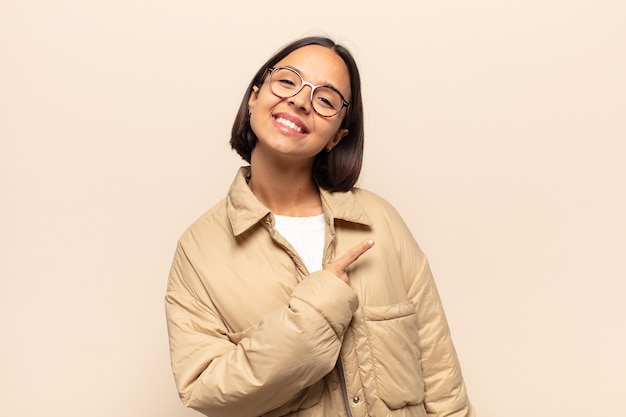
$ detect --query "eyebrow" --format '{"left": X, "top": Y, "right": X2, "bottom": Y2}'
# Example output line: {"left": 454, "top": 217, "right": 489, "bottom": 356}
{"left": 283, "top": 65, "right": 348, "bottom": 99}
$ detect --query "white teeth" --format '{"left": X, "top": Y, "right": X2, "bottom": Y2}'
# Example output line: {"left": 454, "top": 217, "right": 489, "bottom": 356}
{"left": 276, "top": 117, "right": 302, "bottom": 133}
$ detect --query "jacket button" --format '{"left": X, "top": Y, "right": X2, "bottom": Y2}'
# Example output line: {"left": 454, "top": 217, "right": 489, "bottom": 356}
{"left": 352, "top": 396, "right": 360, "bottom": 404}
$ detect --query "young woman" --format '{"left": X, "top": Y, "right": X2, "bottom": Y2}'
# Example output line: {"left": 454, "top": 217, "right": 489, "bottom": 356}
{"left": 166, "top": 36, "right": 475, "bottom": 417}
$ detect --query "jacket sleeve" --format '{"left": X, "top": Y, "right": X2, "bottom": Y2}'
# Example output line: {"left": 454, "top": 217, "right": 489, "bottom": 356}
{"left": 165, "top": 240, "right": 359, "bottom": 417}
{"left": 383, "top": 202, "right": 475, "bottom": 417}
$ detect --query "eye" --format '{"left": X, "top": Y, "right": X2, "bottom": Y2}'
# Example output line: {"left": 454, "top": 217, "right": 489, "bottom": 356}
{"left": 271, "top": 68, "right": 301, "bottom": 91}
{"left": 314, "top": 88, "right": 341, "bottom": 110}
{"left": 277, "top": 78, "right": 297, "bottom": 87}
{"left": 318, "top": 96, "right": 336, "bottom": 109}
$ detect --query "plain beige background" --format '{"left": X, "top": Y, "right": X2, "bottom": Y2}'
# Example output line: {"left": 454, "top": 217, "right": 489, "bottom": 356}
{"left": 1, "top": 1, "right": 625, "bottom": 416}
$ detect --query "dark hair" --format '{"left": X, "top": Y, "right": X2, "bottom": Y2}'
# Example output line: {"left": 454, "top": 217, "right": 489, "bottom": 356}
{"left": 230, "top": 36, "right": 364, "bottom": 192}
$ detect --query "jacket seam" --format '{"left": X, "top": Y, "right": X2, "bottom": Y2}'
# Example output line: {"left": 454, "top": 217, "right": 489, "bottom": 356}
{"left": 354, "top": 308, "right": 374, "bottom": 417}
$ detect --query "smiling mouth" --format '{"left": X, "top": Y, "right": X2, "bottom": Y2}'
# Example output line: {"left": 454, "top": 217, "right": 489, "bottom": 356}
{"left": 274, "top": 116, "right": 307, "bottom": 134}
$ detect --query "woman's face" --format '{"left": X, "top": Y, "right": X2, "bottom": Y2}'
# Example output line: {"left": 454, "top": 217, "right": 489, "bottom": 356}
{"left": 248, "top": 45, "right": 350, "bottom": 165}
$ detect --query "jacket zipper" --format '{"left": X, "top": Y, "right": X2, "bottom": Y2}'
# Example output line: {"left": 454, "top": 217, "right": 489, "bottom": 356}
{"left": 336, "top": 357, "right": 354, "bottom": 417}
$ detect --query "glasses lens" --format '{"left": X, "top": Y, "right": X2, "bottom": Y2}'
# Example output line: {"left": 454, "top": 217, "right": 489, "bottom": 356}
{"left": 270, "top": 68, "right": 302, "bottom": 98}
{"left": 312, "top": 87, "right": 344, "bottom": 117}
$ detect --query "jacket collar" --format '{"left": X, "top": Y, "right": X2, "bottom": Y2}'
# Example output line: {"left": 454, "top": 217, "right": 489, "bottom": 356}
{"left": 227, "top": 166, "right": 372, "bottom": 236}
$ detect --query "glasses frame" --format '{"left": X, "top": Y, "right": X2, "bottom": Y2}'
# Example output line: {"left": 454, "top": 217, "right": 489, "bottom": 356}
{"left": 267, "top": 66, "right": 350, "bottom": 118}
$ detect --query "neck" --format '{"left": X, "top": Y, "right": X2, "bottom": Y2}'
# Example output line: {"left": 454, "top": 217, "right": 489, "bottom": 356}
{"left": 248, "top": 154, "right": 322, "bottom": 217}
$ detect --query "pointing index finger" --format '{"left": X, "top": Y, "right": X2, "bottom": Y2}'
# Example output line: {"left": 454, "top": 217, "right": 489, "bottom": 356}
{"left": 336, "top": 239, "right": 375, "bottom": 271}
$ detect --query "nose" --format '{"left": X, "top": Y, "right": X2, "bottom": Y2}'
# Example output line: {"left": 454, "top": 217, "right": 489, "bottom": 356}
{"left": 289, "top": 84, "right": 313, "bottom": 113}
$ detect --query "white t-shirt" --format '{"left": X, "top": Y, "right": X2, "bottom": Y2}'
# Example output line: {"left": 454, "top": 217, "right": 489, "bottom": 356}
{"left": 273, "top": 213, "right": 325, "bottom": 273}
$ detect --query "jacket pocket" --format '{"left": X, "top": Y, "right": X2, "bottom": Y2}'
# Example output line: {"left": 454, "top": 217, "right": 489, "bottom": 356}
{"left": 362, "top": 301, "right": 425, "bottom": 409}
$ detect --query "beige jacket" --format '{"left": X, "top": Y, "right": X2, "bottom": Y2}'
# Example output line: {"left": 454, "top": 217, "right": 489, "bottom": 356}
{"left": 166, "top": 167, "right": 475, "bottom": 417}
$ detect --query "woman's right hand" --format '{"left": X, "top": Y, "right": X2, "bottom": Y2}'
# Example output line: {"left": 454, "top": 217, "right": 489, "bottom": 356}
{"left": 324, "top": 239, "right": 375, "bottom": 284}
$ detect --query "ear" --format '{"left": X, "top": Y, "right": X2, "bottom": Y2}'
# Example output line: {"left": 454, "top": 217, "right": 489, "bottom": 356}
{"left": 325, "top": 128, "right": 349, "bottom": 151}
{"left": 248, "top": 86, "right": 259, "bottom": 113}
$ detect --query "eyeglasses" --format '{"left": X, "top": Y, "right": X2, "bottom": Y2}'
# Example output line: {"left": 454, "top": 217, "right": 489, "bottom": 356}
{"left": 267, "top": 66, "right": 350, "bottom": 117}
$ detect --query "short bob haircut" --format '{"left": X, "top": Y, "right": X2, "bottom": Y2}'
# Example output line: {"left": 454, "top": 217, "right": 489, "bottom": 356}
{"left": 230, "top": 36, "right": 364, "bottom": 192}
